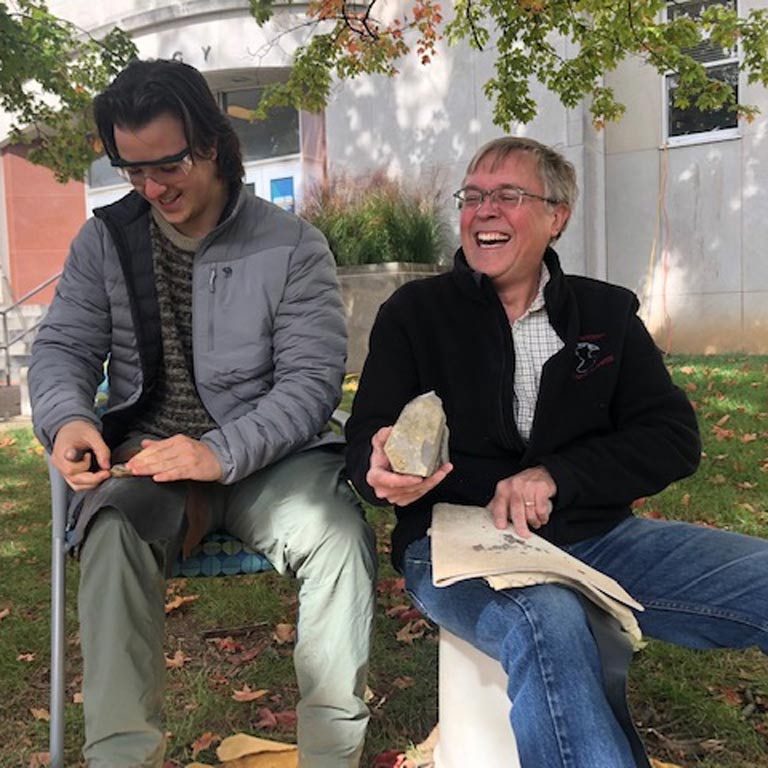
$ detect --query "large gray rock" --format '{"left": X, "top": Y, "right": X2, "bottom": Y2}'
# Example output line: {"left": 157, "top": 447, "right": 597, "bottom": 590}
{"left": 384, "top": 391, "right": 450, "bottom": 477}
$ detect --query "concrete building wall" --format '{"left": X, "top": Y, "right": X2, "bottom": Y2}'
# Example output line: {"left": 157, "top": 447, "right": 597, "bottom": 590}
{"left": 604, "top": 40, "right": 768, "bottom": 353}
{"left": 1, "top": 0, "right": 765, "bottom": 352}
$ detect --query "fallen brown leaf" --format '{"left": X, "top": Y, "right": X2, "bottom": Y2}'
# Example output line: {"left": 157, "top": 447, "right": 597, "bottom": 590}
{"left": 253, "top": 708, "right": 279, "bottom": 729}
{"left": 229, "top": 644, "right": 265, "bottom": 666}
{"left": 73, "top": 692, "right": 83, "bottom": 704}
{"left": 377, "top": 577, "right": 406, "bottom": 597}
{"left": 0, "top": 607, "right": 10, "bottom": 621}
{"left": 711, "top": 425, "right": 735, "bottom": 440}
{"left": 396, "top": 618, "right": 430, "bottom": 645}
{"left": 273, "top": 623, "right": 295, "bottom": 645}
{"left": 27, "top": 753, "right": 49, "bottom": 768}
{"left": 165, "top": 649, "right": 191, "bottom": 669}
{"left": 164, "top": 594, "right": 199, "bottom": 615}
{"left": 393, "top": 676, "right": 414, "bottom": 689}
{"left": 17, "top": 652, "right": 35, "bottom": 662}
{"left": 273, "top": 710, "right": 298, "bottom": 728}
{"left": 190, "top": 730, "right": 220, "bottom": 758}
{"left": 30, "top": 708, "right": 50, "bottom": 722}
{"left": 232, "top": 684, "right": 269, "bottom": 703}
{"left": 211, "top": 635, "right": 244, "bottom": 654}
{"left": 741, "top": 433, "right": 758, "bottom": 443}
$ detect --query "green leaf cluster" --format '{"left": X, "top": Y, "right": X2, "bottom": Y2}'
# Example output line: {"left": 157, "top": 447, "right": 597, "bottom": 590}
{"left": 249, "top": 0, "right": 768, "bottom": 130}
{"left": 0, "top": 0, "right": 136, "bottom": 181}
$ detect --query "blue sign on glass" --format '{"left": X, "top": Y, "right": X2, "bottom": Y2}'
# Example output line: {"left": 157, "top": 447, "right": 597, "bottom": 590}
{"left": 271, "top": 177, "right": 295, "bottom": 213}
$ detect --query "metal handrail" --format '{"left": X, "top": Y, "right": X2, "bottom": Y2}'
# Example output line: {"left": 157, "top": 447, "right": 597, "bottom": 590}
{"left": 0, "top": 271, "right": 62, "bottom": 386}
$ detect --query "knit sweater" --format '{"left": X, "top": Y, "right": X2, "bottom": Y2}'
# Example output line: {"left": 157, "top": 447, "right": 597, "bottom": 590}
{"left": 134, "top": 212, "right": 217, "bottom": 439}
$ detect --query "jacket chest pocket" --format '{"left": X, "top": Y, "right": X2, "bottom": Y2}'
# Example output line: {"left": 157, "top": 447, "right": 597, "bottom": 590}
{"left": 201, "top": 265, "right": 280, "bottom": 355}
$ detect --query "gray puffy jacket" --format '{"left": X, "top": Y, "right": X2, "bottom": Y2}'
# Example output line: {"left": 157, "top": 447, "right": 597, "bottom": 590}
{"left": 29, "top": 187, "right": 346, "bottom": 484}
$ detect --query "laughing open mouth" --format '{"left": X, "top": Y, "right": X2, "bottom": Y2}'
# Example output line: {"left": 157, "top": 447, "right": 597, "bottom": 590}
{"left": 475, "top": 232, "right": 511, "bottom": 246}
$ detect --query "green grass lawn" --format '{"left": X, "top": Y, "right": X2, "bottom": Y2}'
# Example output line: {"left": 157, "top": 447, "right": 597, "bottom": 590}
{"left": 0, "top": 355, "right": 766, "bottom": 767}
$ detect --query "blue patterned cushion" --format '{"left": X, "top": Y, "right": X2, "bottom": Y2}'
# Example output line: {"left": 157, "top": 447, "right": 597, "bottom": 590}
{"left": 171, "top": 532, "right": 273, "bottom": 577}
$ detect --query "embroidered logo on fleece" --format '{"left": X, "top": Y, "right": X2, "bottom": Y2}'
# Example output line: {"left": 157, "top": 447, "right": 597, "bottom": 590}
{"left": 574, "top": 334, "right": 614, "bottom": 378}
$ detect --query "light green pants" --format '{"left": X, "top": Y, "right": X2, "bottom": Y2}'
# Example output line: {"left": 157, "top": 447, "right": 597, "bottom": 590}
{"left": 78, "top": 448, "right": 377, "bottom": 768}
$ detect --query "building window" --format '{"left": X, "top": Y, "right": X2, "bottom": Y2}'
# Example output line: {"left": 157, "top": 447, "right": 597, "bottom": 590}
{"left": 88, "top": 154, "right": 124, "bottom": 189}
{"left": 87, "top": 85, "right": 300, "bottom": 188}
{"left": 222, "top": 87, "right": 300, "bottom": 162}
{"left": 665, "top": 0, "right": 739, "bottom": 141}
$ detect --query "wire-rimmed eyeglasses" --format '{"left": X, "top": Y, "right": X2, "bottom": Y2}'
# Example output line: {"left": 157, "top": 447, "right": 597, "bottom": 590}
{"left": 111, "top": 147, "right": 193, "bottom": 187}
{"left": 453, "top": 185, "right": 559, "bottom": 210}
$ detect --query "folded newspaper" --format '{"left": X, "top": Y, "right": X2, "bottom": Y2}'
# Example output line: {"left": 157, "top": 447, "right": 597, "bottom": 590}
{"left": 430, "top": 503, "right": 644, "bottom": 648}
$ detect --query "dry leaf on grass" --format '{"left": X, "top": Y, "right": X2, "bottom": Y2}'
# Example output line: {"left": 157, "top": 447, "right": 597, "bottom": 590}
{"left": 217, "top": 733, "right": 297, "bottom": 762}
{"left": 165, "top": 649, "right": 191, "bottom": 669}
{"left": 28, "top": 753, "right": 49, "bottom": 768}
{"left": 0, "top": 607, "right": 10, "bottom": 621}
{"left": 252, "top": 708, "right": 298, "bottom": 729}
{"left": 73, "top": 692, "right": 83, "bottom": 704}
{"left": 165, "top": 594, "right": 199, "bottom": 615}
{"left": 272, "top": 623, "right": 295, "bottom": 645}
{"left": 17, "top": 652, "right": 35, "bottom": 662}
{"left": 30, "top": 708, "right": 50, "bottom": 722}
{"left": 650, "top": 760, "right": 684, "bottom": 768}
{"left": 191, "top": 731, "right": 220, "bottom": 758}
{"left": 386, "top": 605, "right": 422, "bottom": 622}
{"left": 232, "top": 685, "right": 269, "bottom": 703}
{"left": 212, "top": 636, "right": 244, "bottom": 654}
{"left": 396, "top": 619, "right": 430, "bottom": 644}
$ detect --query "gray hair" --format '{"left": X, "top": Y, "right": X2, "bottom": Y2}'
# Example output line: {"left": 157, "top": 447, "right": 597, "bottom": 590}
{"left": 464, "top": 136, "right": 579, "bottom": 210}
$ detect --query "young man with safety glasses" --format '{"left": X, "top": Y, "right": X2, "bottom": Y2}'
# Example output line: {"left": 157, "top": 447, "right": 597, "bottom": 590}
{"left": 29, "top": 59, "right": 376, "bottom": 768}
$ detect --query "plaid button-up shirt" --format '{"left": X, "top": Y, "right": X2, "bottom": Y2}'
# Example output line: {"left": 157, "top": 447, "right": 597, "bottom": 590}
{"left": 511, "top": 263, "right": 564, "bottom": 441}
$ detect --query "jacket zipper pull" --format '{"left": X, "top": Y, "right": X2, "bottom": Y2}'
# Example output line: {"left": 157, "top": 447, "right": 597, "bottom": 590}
{"left": 208, "top": 267, "right": 217, "bottom": 293}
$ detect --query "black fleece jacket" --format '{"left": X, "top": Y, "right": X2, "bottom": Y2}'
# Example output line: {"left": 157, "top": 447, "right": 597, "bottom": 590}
{"left": 345, "top": 247, "right": 702, "bottom": 570}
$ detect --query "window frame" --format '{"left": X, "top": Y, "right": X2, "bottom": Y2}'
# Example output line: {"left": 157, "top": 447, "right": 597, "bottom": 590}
{"left": 662, "top": 0, "right": 741, "bottom": 146}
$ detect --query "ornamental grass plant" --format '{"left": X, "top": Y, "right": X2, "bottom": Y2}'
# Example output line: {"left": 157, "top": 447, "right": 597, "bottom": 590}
{"left": 301, "top": 172, "right": 450, "bottom": 266}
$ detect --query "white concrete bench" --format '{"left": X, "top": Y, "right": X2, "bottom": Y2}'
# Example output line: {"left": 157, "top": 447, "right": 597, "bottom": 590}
{"left": 434, "top": 629, "right": 521, "bottom": 768}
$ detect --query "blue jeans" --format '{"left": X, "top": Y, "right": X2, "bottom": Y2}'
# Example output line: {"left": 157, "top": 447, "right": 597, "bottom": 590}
{"left": 403, "top": 516, "right": 768, "bottom": 768}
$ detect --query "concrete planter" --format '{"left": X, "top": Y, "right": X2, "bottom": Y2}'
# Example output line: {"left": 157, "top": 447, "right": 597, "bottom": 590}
{"left": 338, "top": 262, "right": 447, "bottom": 374}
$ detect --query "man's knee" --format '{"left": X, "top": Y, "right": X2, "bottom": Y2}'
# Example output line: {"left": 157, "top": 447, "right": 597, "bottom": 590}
{"left": 80, "top": 508, "right": 141, "bottom": 563}
{"left": 301, "top": 488, "right": 376, "bottom": 563}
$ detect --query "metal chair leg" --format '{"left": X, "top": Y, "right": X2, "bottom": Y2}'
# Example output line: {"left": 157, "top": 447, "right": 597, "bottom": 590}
{"left": 49, "top": 461, "right": 68, "bottom": 768}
